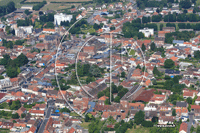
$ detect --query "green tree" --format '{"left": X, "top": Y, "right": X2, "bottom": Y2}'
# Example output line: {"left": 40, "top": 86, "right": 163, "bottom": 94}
{"left": 134, "top": 110, "right": 145, "bottom": 125}
{"left": 12, "top": 113, "right": 20, "bottom": 119}
{"left": 186, "top": 97, "right": 193, "bottom": 104}
{"left": 172, "top": 109, "right": 176, "bottom": 116}
{"left": 21, "top": 113, "right": 26, "bottom": 118}
{"left": 121, "top": 71, "right": 126, "bottom": 78}
{"left": 141, "top": 43, "right": 146, "bottom": 51}
{"left": 150, "top": 42, "right": 156, "bottom": 51}
{"left": 114, "top": 96, "right": 120, "bottom": 103}
{"left": 25, "top": 9, "right": 30, "bottom": 15}
{"left": 164, "top": 59, "right": 175, "bottom": 68}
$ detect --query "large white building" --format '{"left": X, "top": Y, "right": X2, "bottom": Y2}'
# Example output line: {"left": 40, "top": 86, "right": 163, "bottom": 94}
{"left": 54, "top": 13, "right": 73, "bottom": 25}
{"left": 139, "top": 28, "right": 154, "bottom": 37}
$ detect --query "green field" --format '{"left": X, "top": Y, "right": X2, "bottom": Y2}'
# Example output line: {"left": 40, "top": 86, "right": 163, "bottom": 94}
{"left": 41, "top": 3, "right": 80, "bottom": 11}
{"left": 80, "top": 122, "right": 90, "bottom": 129}
{"left": 129, "top": 49, "right": 135, "bottom": 56}
{"left": 126, "top": 126, "right": 150, "bottom": 133}
{"left": 26, "top": 0, "right": 92, "bottom": 2}
{"left": 0, "top": 0, "right": 24, "bottom": 8}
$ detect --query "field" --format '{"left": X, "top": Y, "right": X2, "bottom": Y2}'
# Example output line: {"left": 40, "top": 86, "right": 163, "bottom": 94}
{"left": 126, "top": 126, "right": 150, "bottom": 133}
{"left": 26, "top": 0, "right": 92, "bottom": 2}
{"left": 41, "top": 3, "right": 80, "bottom": 11}
{"left": 80, "top": 122, "right": 90, "bottom": 129}
{"left": 0, "top": 0, "right": 24, "bottom": 8}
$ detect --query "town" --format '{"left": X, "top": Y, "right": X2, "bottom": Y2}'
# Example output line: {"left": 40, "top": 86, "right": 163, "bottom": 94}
{"left": 0, "top": 0, "right": 200, "bottom": 133}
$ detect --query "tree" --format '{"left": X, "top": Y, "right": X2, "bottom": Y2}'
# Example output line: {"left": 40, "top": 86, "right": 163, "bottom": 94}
{"left": 25, "top": 9, "right": 30, "bottom": 15}
{"left": 153, "top": 66, "right": 161, "bottom": 77}
{"left": 164, "top": 59, "right": 175, "bottom": 68}
{"left": 186, "top": 97, "right": 193, "bottom": 104}
{"left": 12, "top": 113, "right": 20, "bottom": 119}
{"left": 114, "top": 96, "right": 120, "bottom": 103}
{"left": 188, "top": 104, "right": 191, "bottom": 112}
{"left": 141, "top": 43, "right": 146, "bottom": 51}
{"left": 104, "top": 99, "right": 111, "bottom": 105}
{"left": 156, "top": 8, "right": 160, "bottom": 13}
{"left": 172, "top": 109, "right": 176, "bottom": 116}
{"left": 141, "top": 121, "right": 153, "bottom": 127}
{"left": 21, "top": 113, "right": 26, "bottom": 118}
{"left": 136, "top": 64, "right": 141, "bottom": 69}
{"left": 85, "top": 113, "right": 89, "bottom": 122}
{"left": 138, "top": 32, "right": 144, "bottom": 39}
{"left": 150, "top": 42, "right": 156, "bottom": 51}
{"left": 60, "top": 107, "right": 71, "bottom": 113}
{"left": 121, "top": 71, "right": 126, "bottom": 78}
{"left": 134, "top": 110, "right": 145, "bottom": 125}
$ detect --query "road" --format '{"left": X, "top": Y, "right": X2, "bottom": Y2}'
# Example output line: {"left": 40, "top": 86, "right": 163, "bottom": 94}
{"left": 187, "top": 112, "right": 194, "bottom": 133}
{"left": 37, "top": 100, "right": 54, "bottom": 133}
{"left": 126, "top": 67, "right": 135, "bottom": 82}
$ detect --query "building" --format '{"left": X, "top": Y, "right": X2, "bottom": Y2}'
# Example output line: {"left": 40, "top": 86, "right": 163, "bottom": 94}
{"left": 0, "top": 78, "right": 12, "bottom": 90}
{"left": 20, "top": 5, "right": 33, "bottom": 10}
{"left": 139, "top": 28, "right": 154, "bottom": 37}
{"left": 54, "top": 13, "right": 73, "bottom": 25}
{"left": 179, "top": 122, "right": 187, "bottom": 133}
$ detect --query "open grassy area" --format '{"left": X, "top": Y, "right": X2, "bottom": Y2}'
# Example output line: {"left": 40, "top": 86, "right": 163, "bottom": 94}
{"left": 0, "top": 0, "right": 24, "bottom": 8}
{"left": 26, "top": 0, "right": 92, "bottom": 2}
{"left": 126, "top": 126, "right": 150, "bottom": 133}
{"left": 129, "top": 49, "right": 135, "bottom": 56}
{"left": 41, "top": 3, "right": 79, "bottom": 11}
{"left": 80, "top": 122, "right": 90, "bottom": 129}
{"left": 0, "top": 129, "right": 10, "bottom": 133}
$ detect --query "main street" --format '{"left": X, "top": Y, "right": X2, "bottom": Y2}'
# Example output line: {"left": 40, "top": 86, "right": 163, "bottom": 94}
{"left": 37, "top": 100, "right": 54, "bottom": 133}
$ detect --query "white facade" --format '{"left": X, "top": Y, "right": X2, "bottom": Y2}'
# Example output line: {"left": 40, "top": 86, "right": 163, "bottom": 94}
{"left": 54, "top": 13, "right": 73, "bottom": 25}
{"left": 18, "top": 26, "right": 33, "bottom": 34}
{"left": 139, "top": 28, "right": 154, "bottom": 37}
{"left": 0, "top": 78, "right": 12, "bottom": 89}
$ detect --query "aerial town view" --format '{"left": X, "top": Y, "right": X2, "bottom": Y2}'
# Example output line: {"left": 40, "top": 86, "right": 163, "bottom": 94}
{"left": 1, "top": 0, "right": 200, "bottom": 132}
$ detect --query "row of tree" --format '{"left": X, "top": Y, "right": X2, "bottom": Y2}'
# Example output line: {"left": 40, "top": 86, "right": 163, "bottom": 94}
{"left": 165, "top": 31, "right": 195, "bottom": 44}
{"left": 0, "top": 1, "right": 16, "bottom": 17}
{"left": 123, "top": 19, "right": 157, "bottom": 38}
{"left": 33, "top": 1, "right": 47, "bottom": 11}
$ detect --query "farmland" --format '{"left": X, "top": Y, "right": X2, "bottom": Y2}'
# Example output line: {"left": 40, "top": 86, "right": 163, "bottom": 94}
{"left": 41, "top": 3, "right": 81, "bottom": 11}
{"left": 26, "top": 0, "right": 92, "bottom": 2}
{"left": 0, "top": 0, "right": 24, "bottom": 8}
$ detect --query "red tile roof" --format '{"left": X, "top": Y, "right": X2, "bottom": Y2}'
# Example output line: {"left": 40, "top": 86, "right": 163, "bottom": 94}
{"left": 179, "top": 122, "right": 187, "bottom": 132}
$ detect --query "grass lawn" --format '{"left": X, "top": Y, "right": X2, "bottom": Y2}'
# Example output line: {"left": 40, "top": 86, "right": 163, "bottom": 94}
{"left": 126, "top": 126, "right": 150, "bottom": 133}
{"left": 129, "top": 49, "right": 135, "bottom": 56}
{"left": 80, "top": 122, "right": 90, "bottom": 129}
{"left": 70, "top": 112, "right": 80, "bottom": 117}
{"left": 0, "top": 129, "right": 10, "bottom": 133}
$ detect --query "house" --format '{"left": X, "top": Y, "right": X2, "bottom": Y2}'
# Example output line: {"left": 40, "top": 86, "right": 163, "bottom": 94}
{"left": 55, "top": 99, "right": 66, "bottom": 108}
{"left": 179, "top": 122, "right": 187, "bottom": 133}
{"left": 158, "top": 116, "right": 175, "bottom": 125}
{"left": 21, "top": 5, "right": 33, "bottom": 10}
{"left": 35, "top": 43, "right": 50, "bottom": 51}
{"left": 83, "top": 46, "right": 96, "bottom": 55}
{"left": 158, "top": 31, "right": 170, "bottom": 38}
{"left": 54, "top": 13, "right": 73, "bottom": 25}
{"left": 149, "top": 94, "right": 166, "bottom": 104}
{"left": 29, "top": 109, "right": 44, "bottom": 117}
{"left": 154, "top": 37, "right": 165, "bottom": 46}
{"left": 27, "top": 126, "right": 36, "bottom": 133}
{"left": 162, "top": 27, "right": 175, "bottom": 32}
{"left": 176, "top": 101, "right": 188, "bottom": 108}
{"left": 139, "top": 28, "right": 154, "bottom": 37}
